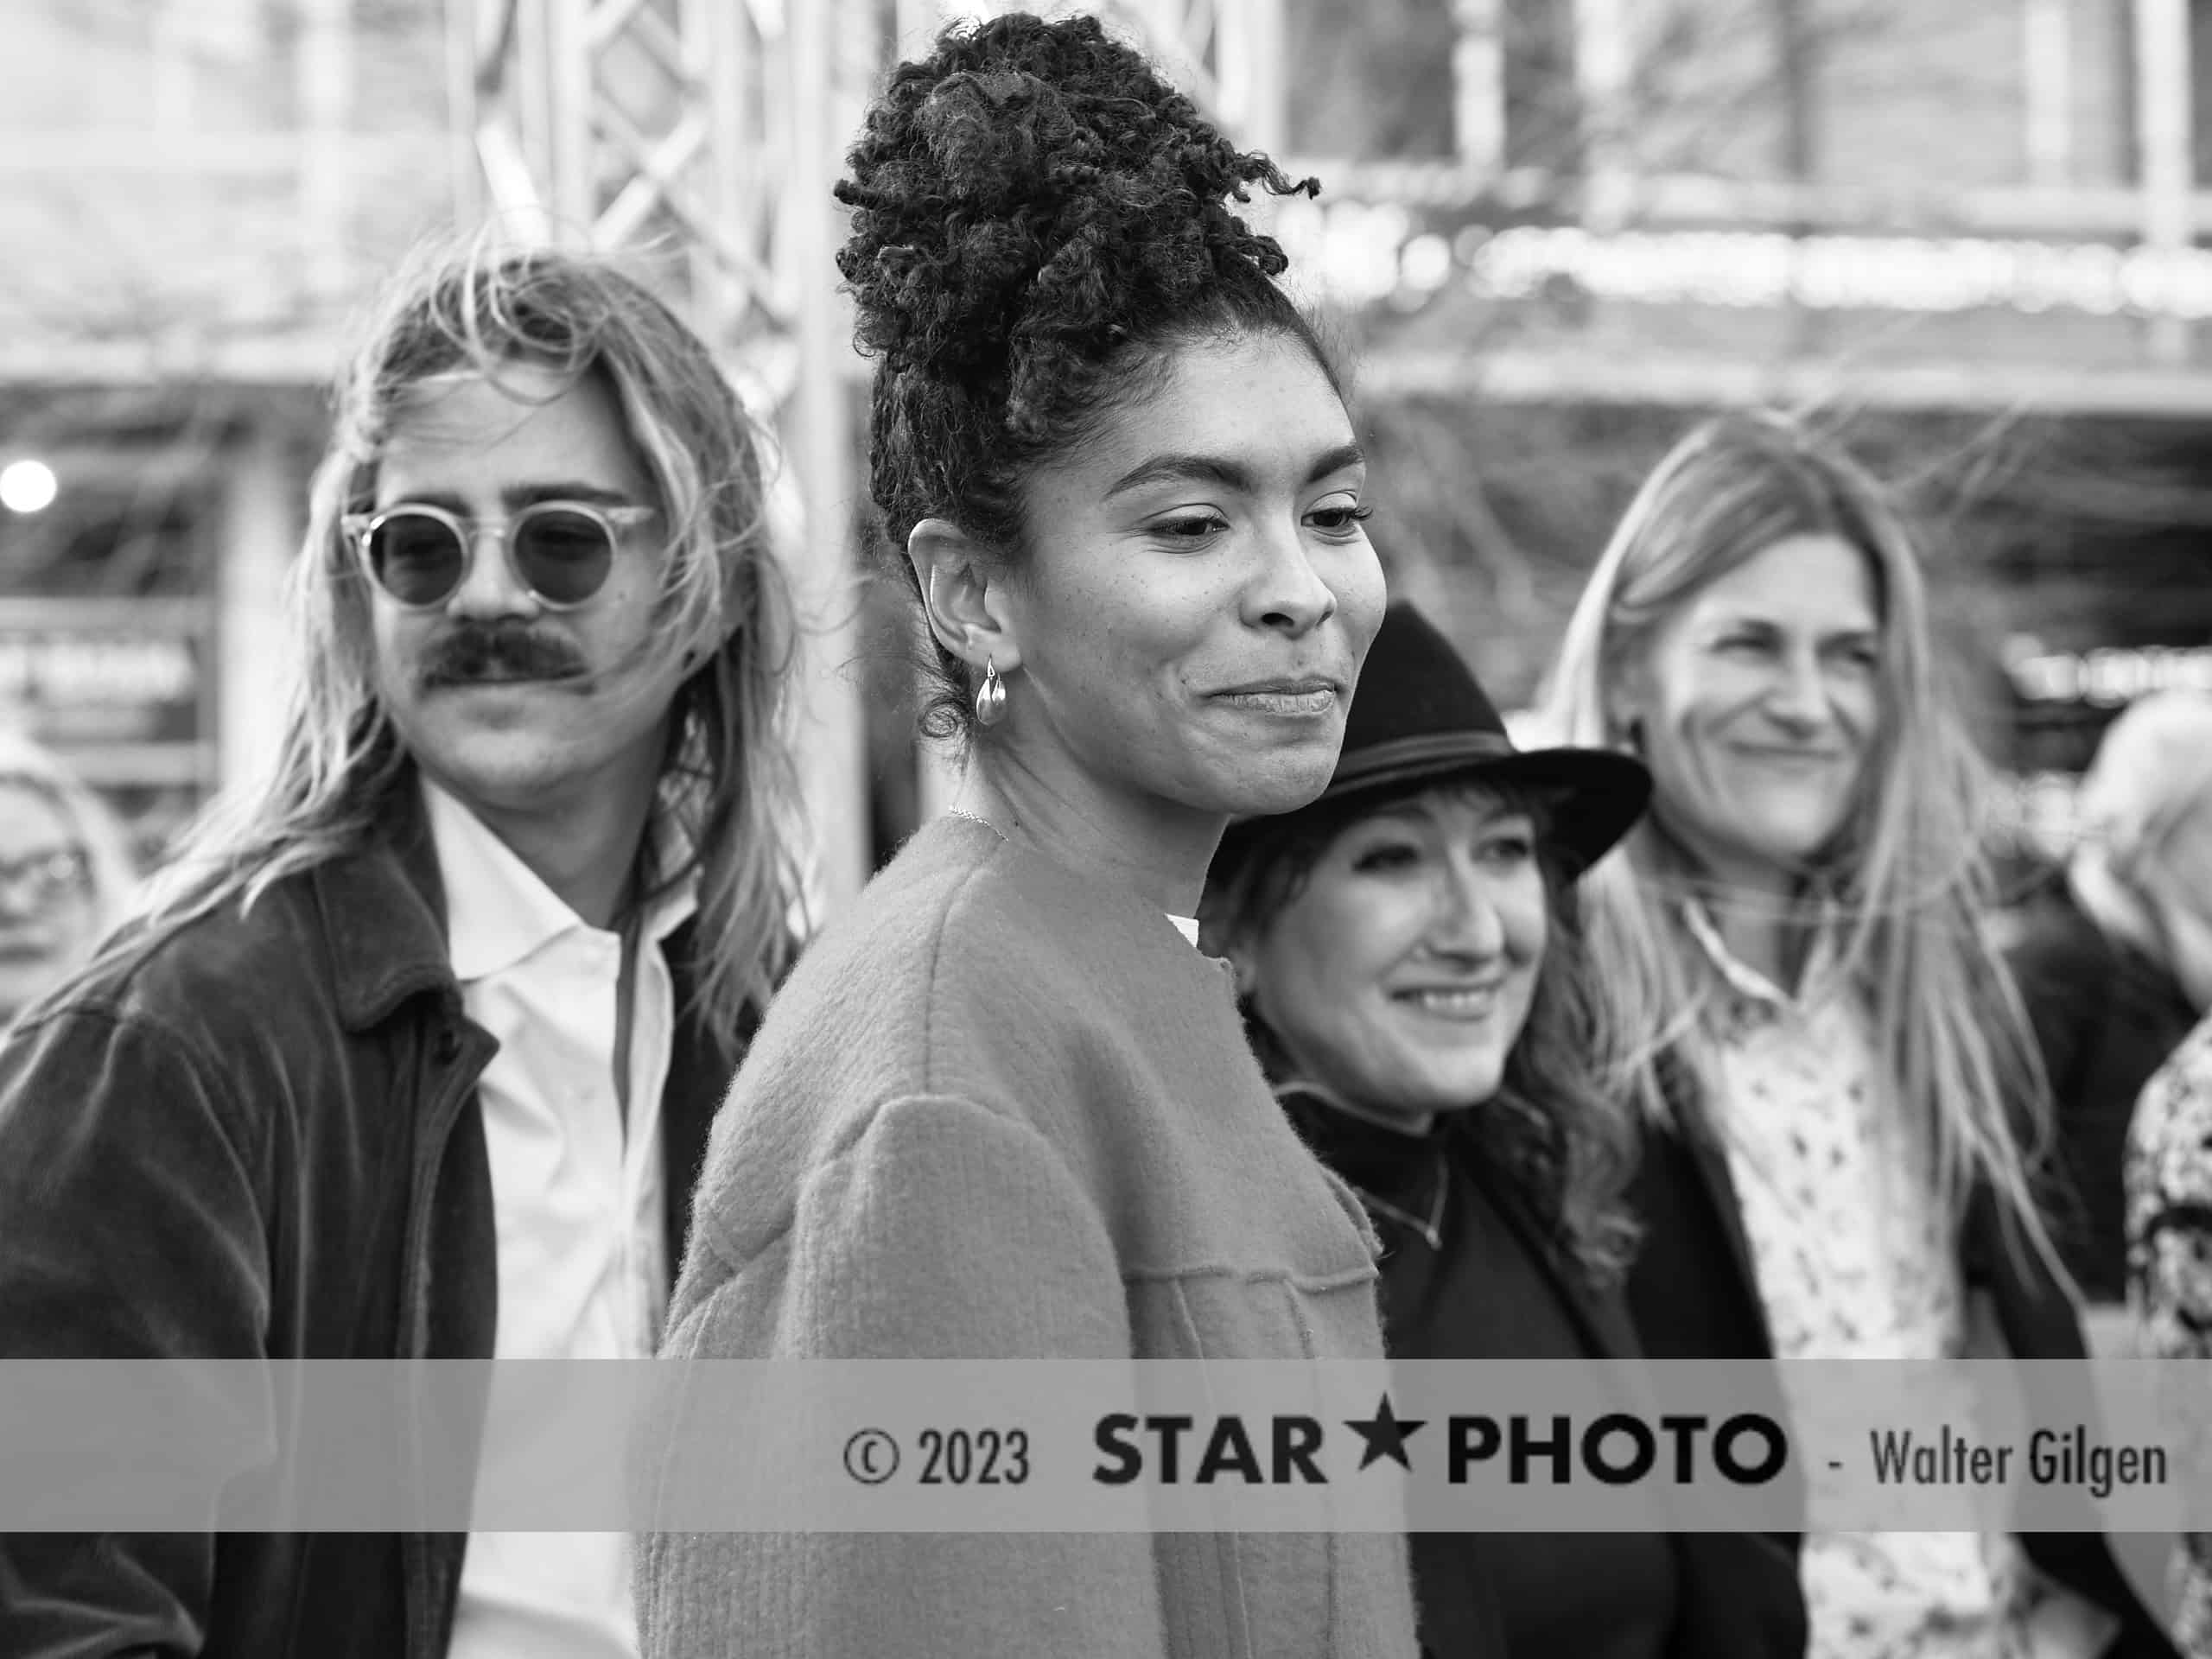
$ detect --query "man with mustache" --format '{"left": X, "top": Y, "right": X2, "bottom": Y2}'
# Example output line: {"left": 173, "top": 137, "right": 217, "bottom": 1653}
{"left": 0, "top": 241, "right": 810, "bottom": 1659}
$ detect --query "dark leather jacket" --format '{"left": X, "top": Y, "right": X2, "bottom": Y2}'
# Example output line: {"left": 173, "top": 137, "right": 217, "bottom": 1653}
{"left": 0, "top": 786, "right": 740, "bottom": 1659}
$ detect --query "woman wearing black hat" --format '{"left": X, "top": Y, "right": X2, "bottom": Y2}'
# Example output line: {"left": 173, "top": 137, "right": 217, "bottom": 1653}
{"left": 1202, "top": 601, "right": 1806, "bottom": 1659}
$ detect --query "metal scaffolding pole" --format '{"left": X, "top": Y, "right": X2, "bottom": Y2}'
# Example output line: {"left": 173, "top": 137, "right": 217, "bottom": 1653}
{"left": 296, "top": 0, "right": 355, "bottom": 306}
{"left": 1452, "top": 0, "right": 1507, "bottom": 175}
{"left": 2020, "top": 0, "right": 2073, "bottom": 188}
{"left": 1572, "top": 0, "right": 1633, "bottom": 226}
{"left": 785, "top": 0, "right": 868, "bottom": 912}
{"left": 2134, "top": 0, "right": 2196, "bottom": 365}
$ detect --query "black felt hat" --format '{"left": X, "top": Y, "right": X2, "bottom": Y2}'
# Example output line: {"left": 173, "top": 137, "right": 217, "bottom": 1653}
{"left": 1240, "top": 601, "right": 1651, "bottom": 875}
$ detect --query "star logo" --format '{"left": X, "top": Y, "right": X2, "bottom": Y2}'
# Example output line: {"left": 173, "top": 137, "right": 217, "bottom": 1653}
{"left": 1343, "top": 1393, "right": 1426, "bottom": 1471}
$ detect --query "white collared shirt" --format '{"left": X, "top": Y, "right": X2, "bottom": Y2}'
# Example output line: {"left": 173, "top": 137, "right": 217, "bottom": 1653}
{"left": 1683, "top": 903, "right": 2110, "bottom": 1659}
{"left": 426, "top": 779, "right": 696, "bottom": 1659}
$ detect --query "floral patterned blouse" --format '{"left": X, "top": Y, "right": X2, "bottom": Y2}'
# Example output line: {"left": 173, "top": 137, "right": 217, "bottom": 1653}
{"left": 1685, "top": 904, "right": 2110, "bottom": 1659}
{"left": 2126, "top": 1010, "right": 2212, "bottom": 1656}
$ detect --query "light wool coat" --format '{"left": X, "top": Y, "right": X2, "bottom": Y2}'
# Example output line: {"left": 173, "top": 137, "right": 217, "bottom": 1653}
{"left": 639, "top": 816, "right": 1419, "bottom": 1659}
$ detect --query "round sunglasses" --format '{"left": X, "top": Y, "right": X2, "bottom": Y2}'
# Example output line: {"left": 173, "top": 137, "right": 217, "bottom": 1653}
{"left": 340, "top": 500, "right": 659, "bottom": 611}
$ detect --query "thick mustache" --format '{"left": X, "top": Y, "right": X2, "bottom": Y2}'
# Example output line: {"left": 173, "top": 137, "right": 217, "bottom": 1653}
{"left": 418, "top": 625, "right": 586, "bottom": 686}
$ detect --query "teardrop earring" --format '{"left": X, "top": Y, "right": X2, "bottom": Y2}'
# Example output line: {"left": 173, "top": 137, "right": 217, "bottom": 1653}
{"left": 974, "top": 658, "right": 1007, "bottom": 728}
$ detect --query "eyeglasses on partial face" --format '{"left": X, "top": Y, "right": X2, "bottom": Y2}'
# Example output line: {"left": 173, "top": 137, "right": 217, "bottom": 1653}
{"left": 0, "top": 848, "right": 90, "bottom": 915}
{"left": 340, "top": 500, "right": 660, "bottom": 612}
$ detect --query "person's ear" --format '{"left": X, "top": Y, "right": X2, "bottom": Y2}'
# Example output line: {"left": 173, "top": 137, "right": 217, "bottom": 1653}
{"left": 1211, "top": 928, "right": 1260, "bottom": 999}
{"left": 1604, "top": 690, "right": 1646, "bottom": 753}
{"left": 1227, "top": 952, "right": 1258, "bottom": 1000}
{"left": 2105, "top": 823, "right": 2147, "bottom": 888}
{"left": 1602, "top": 644, "right": 1663, "bottom": 751}
{"left": 2113, "top": 790, "right": 2200, "bottom": 896}
{"left": 907, "top": 519, "right": 1021, "bottom": 677}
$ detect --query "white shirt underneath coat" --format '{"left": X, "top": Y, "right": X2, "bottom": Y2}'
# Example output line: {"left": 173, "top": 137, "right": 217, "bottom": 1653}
{"left": 426, "top": 779, "right": 697, "bottom": 1659}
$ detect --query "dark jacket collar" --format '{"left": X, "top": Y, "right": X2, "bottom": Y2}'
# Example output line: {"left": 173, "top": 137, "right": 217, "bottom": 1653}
{"left": 1456, "top": 1146, "right": 1643, "bottom": 1361}
{"left": 1275, "top": 1083, "right": 1446, "bottom": 1216}
{"left": 302, "top": 776, "right": 734, "bottom": 1268}
{"left": 308, "top": 781, "right": 466, "bottom": 1033}
{"left": 1277, "top": 1083, "right": 1644, "bottom": 1360}
{"left": 1652, "top": 1048, "right": 1772, "bottom": 1348}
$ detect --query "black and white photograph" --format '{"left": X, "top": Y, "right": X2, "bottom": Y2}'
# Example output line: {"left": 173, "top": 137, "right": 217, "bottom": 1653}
{"left": 1, "top": 2, "right": 2209, "bottom": 1656}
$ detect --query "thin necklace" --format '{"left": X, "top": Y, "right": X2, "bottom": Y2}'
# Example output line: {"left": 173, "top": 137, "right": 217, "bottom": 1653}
{"left": 1274, "top": 1078, "right": 1448, "bottom": 1249}
{"left": 1345, "top": 1167, "right": 1447, "bottom": 1252}
{"left": 944, "top": 806, "right": 1003, "bottom": 837}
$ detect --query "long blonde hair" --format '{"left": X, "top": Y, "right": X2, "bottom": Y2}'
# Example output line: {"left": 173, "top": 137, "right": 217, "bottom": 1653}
{"left": 1540, "top": 410, "right": 2060, "bottom": 1270}
{"left": 124, "top": 236, "right": 809, "bottom": 1058}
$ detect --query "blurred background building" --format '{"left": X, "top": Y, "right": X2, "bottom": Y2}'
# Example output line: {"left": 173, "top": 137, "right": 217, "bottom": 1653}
{"left": 5, "top": 0, "right": 2211, "bottom": 901}
{"left": 1274, "top": 0, "right": 2212, "bottom": 882}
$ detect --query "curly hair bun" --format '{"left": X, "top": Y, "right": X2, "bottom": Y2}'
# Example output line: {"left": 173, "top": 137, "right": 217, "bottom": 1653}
{"left": 836, "top": 11, "right": 1316, "bottom": 430}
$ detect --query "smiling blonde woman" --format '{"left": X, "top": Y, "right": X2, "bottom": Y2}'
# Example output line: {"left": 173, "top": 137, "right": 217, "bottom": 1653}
{"left": 1539, "top": 410, "right": 2175, "bottom": 1659}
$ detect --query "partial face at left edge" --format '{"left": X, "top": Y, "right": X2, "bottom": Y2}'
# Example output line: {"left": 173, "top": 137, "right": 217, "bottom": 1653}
{"left": 0, "top": 780, "right": 99, "bottom": 1024}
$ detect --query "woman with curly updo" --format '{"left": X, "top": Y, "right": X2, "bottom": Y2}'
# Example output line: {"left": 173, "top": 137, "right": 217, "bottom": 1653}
{"left": 640, "top": 13, "right": 1418, "bottom": 1659}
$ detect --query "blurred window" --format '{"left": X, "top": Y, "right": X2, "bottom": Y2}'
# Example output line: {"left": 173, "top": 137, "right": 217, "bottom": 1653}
{"left": 1282, "top": 0, "right": 1461, "bottom": 160}
{"left": 0, "top": 442, "right": 211, "bottom": 601}
{"left": 2109, "top": 0, "right": 2212, "bottom": 188}
{"left": 2194, "top": 0, "right": 2212, "bottom": 185}
{"left": 1502, "top": 0, "right": 1582, "bottom": 172}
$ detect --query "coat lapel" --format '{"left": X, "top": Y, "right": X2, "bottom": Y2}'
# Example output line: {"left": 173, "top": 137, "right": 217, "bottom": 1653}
{"left": 657, "top": 924, "right": 765, "bottom": 1275}
{"left": 1675, "top": 1117, "right": 1769, "bottom": 1344}
{"left": 1464, "top": 1144, "right": 1809, "bottom": 1659}
{"left": 1460, "top": 1154, "right": 1641, "bottom": 1359}
{"left": 1656, "top": 1053, "right": 1774, "bottom": 1355}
